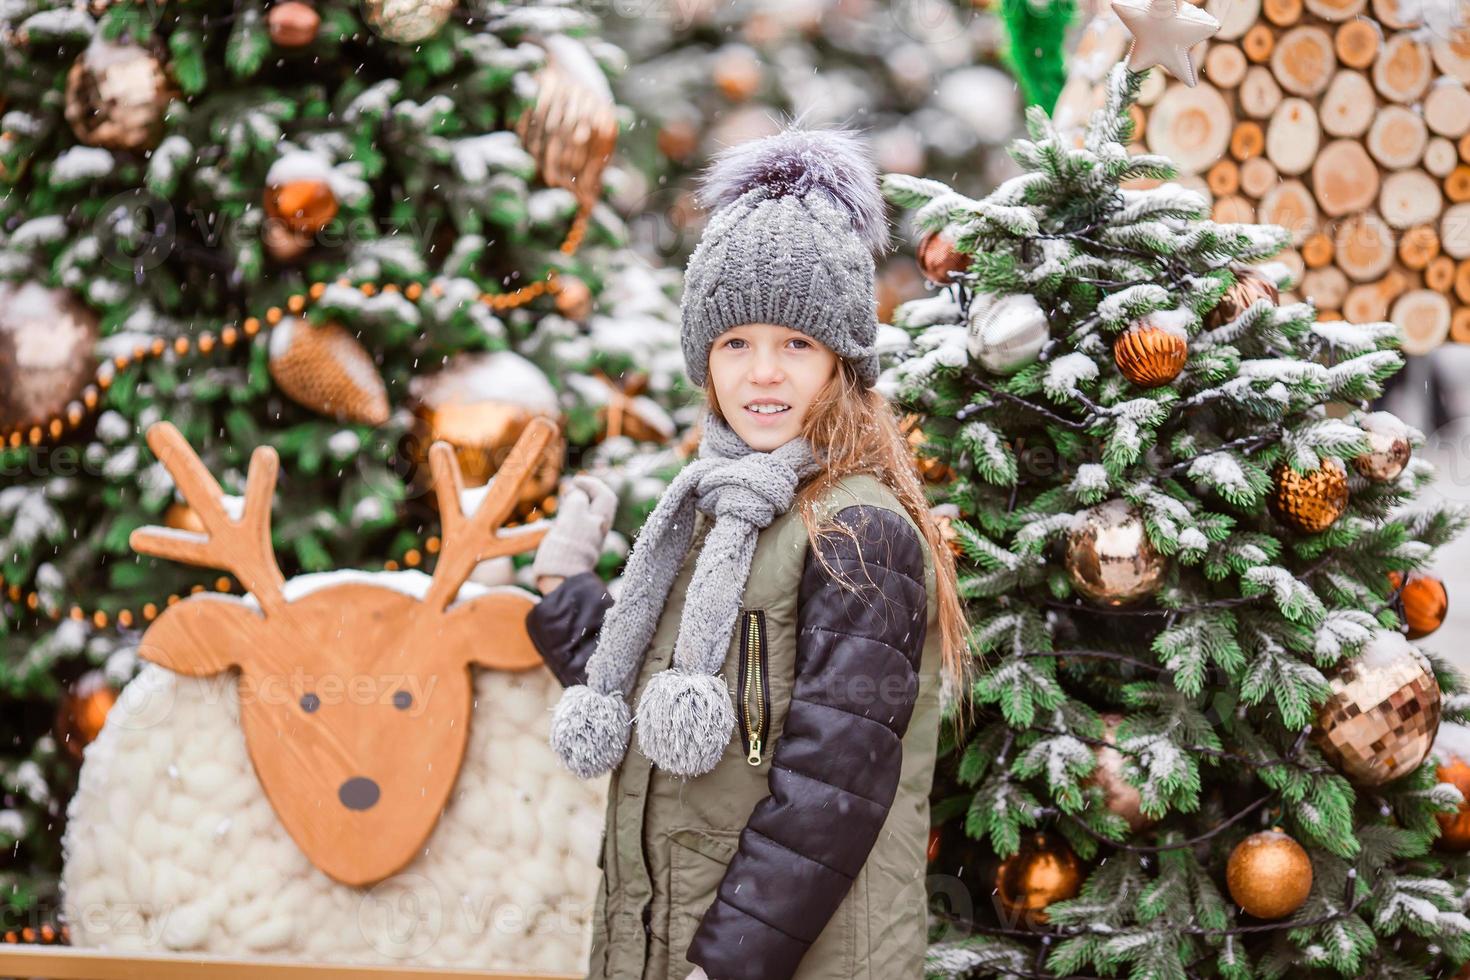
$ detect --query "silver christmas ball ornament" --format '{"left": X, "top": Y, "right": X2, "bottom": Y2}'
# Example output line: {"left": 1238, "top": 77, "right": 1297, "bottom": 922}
{"left": 966, "top": 292, "right": 1049, "bottom": 374}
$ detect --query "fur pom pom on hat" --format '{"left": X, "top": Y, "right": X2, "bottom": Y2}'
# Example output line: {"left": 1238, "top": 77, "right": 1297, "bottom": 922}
{"left": 680, "top": 123, "right": 888, "bottom": 387}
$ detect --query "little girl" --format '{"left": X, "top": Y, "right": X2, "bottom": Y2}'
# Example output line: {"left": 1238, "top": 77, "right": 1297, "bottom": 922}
{"left": 524, "top": 124, "right": 970, "bottom": 980}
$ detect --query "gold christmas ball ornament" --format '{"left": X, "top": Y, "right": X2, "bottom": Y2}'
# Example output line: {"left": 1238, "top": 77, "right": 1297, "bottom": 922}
{"left": 408, "top": 351, "right": 566, "bottom": 513}
{"left": 967, "top": 292, "right": 1050, "bottom": 374}
{"left": 515, "top": 34, "right": 618, "bottom": 210}
{"left": 1084, "top": 713, "right": 1155, "bottom": 833}
{"left": 1433, "top": 748, "right": 1470, "bottom": 852}
{"left": 1206, "top": 267, "right": 1280, "bottom": 331}
{"left": 1389, "top": 570, "right": 1448, "bottom": 639}
{"left": 1270, "top": 458, "right": 1349, "bottom": 534}
{"left": 1114, "top": 320, "right": 1188, "bottom": 388}
{"left": 55, "top": 671, "right": 118, "bottom": 763}
{"left": 1065, "top": 499, "right": 1167, "bottom": 606}
{"left": 1225, "top": 829, "right": 1313, "bottom": 920}
{"left": 1314, "top": 629, "right": 1441, "bottom": 786}
{"left": 64, "top": 37, "right": 171, "bottom": 153}
{"left": 0, "top": 281, "right": 99, "bottom": 434}
{"left": 1353, "top": 412, "right": 1412, "bottom": 483}
{"left": 992, "top": 831, "right": 1083, "bottom": 929}
{"left": 916, "top": 228, "right": 972, "bottom": 285}
{"left": 362, "top": 0, "right": 454, "bottom": 42}
{"left": 267, "top": 317, "right": 390, "bottom": 425}
{"left": 263, "top": 152, "right": 339, "bottom": 236}
{"left": 268, "top": 1, "right": 321, "bottom": 47}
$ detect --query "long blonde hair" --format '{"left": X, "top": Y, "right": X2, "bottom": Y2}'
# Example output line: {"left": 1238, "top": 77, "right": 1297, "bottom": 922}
{"left": 704, "top": 361, "right": 975, "bottom": 733}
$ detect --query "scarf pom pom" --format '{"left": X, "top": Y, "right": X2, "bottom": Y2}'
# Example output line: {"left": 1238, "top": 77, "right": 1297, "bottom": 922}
{"left": 549, "top": 685, "right": 632, "bottom": 779}
{"left": 635, "top": 669, "right": 736, "bottom": 778}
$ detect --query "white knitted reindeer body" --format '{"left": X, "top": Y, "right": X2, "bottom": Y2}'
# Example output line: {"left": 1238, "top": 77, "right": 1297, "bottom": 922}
{"left": 60, "top": 420, "right": 607, "bottom": 970}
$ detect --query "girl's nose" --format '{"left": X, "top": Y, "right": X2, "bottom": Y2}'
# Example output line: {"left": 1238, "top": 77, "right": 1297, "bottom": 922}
{"left": 750, "top": 349, "right": 784, "bottom": 384}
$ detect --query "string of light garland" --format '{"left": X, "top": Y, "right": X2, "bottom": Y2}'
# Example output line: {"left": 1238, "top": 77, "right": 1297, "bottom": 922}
{"left": 0, "top": 208, "right": 591, "bottom": 628}
{"left": 0, "top": 532, "right": 456, "bottom": 630}
{"left": 0, "top": 206, "right": 590, "bottom": 450}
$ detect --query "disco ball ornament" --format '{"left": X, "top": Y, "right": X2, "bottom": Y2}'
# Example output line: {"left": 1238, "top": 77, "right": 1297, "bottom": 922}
{"left": 1314, "top": 629, "right": 1441, "bottom": 786}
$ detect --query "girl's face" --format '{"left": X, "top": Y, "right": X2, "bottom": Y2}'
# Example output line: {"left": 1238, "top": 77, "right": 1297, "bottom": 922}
{"left": 707, "top": 322, "right": 838, "bottom": 451}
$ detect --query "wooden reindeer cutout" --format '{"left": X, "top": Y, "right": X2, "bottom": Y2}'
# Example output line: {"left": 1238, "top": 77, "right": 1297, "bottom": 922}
{"left": 129, "top": 418, "right": 555, "bottom": 887}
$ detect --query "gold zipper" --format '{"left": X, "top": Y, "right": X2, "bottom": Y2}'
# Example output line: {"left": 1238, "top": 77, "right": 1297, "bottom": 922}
{"left": 743, "top": 610, "right": 765, "bottom": 766}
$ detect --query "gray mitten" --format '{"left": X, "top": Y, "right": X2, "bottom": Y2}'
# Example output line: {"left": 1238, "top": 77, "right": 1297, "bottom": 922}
{"left": 531, "top": 474, "right": 618, "bottom": 581}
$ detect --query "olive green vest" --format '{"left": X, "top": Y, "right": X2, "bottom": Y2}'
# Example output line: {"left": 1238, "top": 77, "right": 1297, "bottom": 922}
{"left": 586, "top": 473, "right": 944, "bottom": 980}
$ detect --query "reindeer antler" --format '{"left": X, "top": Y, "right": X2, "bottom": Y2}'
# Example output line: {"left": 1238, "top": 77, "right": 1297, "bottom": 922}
{"left": 130, "top": 422, "right": 288, "bottom": 618}
{"left": 423, "top": 416, "right": 557, "bottom": 612}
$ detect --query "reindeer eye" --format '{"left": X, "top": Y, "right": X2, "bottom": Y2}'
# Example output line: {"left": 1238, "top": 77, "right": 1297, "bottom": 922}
{"left": 392, "top": 690, "right": 413, "bottom": 711}
{"left": 300, "top": 693, "right": 321, "bottom": 713}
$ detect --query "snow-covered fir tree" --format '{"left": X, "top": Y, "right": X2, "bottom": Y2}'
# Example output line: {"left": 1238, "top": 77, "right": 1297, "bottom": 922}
{"left": 882, "top": 64, "right": 1470, "bottom": 978}
{"left": 0, "top": 0, "right": 691, "bottom": 927}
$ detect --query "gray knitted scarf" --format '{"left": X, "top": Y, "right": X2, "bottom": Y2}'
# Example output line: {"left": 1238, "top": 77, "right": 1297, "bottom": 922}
{"left": 548, "top": 410, "right": 820, "bottom": 780}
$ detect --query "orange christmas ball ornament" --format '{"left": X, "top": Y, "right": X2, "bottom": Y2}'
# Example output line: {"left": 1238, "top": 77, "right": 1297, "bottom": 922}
{"left": 712, "top": 46, "right": 763, "bottom": 101}
{"left": 264, "top": 179, "right": 338, "bottom": 236}
{"left": 1226, "top": 829, "right": 1313, "bottom": 919}
{"left": 1435, "top": 755, "right": 1470, "bottom": 851}
{"left": 55, "top": 671, "right": 119, "bottom": 763}
{"left": 993, "top": 831, "right": 1083, "bottom": 929}
{"left": 267, "top": 1, "right": 320, "bottom": 47}
{"left": 1389, "top": 571, "right": 1448, "bottom": 639}
{"left": 916, "top": 229, "right": 972, "bottom": 285}
{"left": 553, "top": 276, "right": 593, "bottom": 321}
{"left": 1114, "top": 321, "right": 1188, "bottom": 387}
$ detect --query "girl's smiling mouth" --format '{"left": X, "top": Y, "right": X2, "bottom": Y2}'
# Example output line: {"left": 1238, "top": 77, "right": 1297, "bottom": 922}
{"left": 744, "top": 399, "right": 792, "bottom": 423}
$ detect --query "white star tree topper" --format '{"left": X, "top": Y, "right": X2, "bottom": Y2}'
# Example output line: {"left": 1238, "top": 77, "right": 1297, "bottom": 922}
{"left": 1111, "top": 0, "right": 1221, "bottom": 87}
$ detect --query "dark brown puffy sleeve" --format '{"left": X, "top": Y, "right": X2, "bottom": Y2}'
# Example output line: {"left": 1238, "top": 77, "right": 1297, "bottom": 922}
{"left": 524, "top": 570, "right": 613, "bottom": 689}
{"left": 685, "top": 504, "right": 928, "bottom": 980}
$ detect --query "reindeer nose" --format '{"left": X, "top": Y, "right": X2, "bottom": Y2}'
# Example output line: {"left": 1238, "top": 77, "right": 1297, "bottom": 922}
{"left": 338, "top": 777, "right": 380, "bottom": 811}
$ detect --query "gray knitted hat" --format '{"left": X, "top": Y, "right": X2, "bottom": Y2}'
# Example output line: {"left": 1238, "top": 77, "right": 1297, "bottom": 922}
{"left": 680, "top": 124, "right": 889, "bottom": 388}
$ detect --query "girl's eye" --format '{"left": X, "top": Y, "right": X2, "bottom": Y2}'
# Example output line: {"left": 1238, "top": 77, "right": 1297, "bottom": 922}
{"left": 724, "top": 338, "right": 747, "bottom": 349}
{"left": 788, "top": 338, "right": 811, "bottom": 350}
